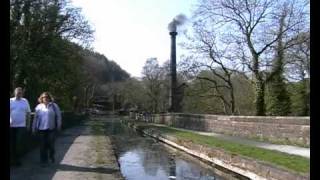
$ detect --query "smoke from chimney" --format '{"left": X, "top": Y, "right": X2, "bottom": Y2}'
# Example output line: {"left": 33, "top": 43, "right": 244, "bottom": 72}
{"left": 168, "top": 14, "right": 187, "bottom": 112}
{"left": 168, "top": 14, "right": 187, "bottom": 32}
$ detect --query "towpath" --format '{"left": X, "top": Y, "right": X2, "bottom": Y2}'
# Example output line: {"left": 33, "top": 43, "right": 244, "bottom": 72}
{"left": 10, "top": 118, "right": 123, "bottom": 180}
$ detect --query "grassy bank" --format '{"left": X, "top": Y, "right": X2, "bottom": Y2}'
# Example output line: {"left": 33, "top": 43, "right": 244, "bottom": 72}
{"left": 134, "top": 123, "right": 309, "bottom": 174}
{"left": 90, "top": 121, "right": 106, "bottom": 165}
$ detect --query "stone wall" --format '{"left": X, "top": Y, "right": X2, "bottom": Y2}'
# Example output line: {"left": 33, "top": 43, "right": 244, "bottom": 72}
{"left": 152, "top": 113, "right": 310, "bottom": 147}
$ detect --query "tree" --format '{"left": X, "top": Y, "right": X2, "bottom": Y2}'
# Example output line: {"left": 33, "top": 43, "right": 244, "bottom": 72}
{"left": 193, "top": 0, "right": 309, "bottom": 115}
{"left": 181, "top": 22, "right": 238, "bottom": 114}
{"left": 182, "top": 70, "right": 229, "bottom": 114}
{"left": 10, "top": 0, "right": 93, "bottom": 109}
{"left": 231, "top": 72, "right": 255, "bottom": 115}
{"left": 117, "top": 78, "right": 147, "bottom": 111}
{"left": 267, "top": 8, "right": 291, "bottom": 115}
{"left": 79, "top": 50, "right": 130, "bottom": 110}
{"left": 141, "top": 58, "right": 166, "bottom": 113}
{"left": 10, "top": 0, "right": 131, "bottom": 111}
{"left": 285, "top": 31, "right": 310, "bottom": 115}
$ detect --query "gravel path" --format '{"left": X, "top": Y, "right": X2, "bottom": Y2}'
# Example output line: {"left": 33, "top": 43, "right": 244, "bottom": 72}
{"left": 10, "top": 119, "right": 123, "bottom": 180}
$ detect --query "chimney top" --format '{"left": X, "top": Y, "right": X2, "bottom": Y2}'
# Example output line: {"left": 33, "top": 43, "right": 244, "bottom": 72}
{"left": 169, "top": 32, "right": 178, "bottom": 36}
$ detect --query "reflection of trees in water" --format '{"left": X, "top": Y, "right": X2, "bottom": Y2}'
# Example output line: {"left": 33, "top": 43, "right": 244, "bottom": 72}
{"left": 110, "top": 125, "right": 166, "bottom": 177}
{"left": 108, "top": 122, "right": 179, "bottom": 178}
{"left": 109, "top": 122, "right": 150, "bottom": 157}
{"left": 168, "top": 157, "right": 176, "bottom": 179}
{"left": 141, "top": 144, "right": 167, "bottom": 176}
{"left": 105, "top": 121, "right": 217, "bottom": 179}
{"left": 104, "top": 122, "right": 128, "bottom": 135}
{"left": 176, "top": 159, "right": 209, "bottom": 179}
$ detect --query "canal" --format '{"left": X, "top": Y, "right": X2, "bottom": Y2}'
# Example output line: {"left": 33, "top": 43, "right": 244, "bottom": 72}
{"left": 101, "top": 117, "right": 248, "bottom": 180}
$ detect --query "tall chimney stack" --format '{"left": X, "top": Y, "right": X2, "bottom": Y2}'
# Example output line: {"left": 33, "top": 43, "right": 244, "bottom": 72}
{"left": 169, "top": 31, "right": 178, "bottom": 112}
{"left": 168, "top": 14, "right": 186, "bottom": 112}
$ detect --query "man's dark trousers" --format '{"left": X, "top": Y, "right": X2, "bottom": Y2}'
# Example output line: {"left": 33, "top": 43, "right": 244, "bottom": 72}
{"left": 10, "top": 127, "right": 25, "bottom": 165}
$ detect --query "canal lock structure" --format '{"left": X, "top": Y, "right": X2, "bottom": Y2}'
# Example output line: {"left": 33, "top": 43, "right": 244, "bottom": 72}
{"left": 101, "top": 118, "right": 249, "bottom": 180}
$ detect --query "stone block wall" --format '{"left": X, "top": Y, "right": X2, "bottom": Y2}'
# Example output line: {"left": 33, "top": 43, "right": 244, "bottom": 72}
{"left": 152, "top": 113, "right": 310, "bottom": 147}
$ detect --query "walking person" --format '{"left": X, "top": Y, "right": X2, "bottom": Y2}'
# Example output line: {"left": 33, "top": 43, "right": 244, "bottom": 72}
{"left": 10, "top": 87, "right": 31, "bottom": 166}
{"left": 32, "top": 92, "right": 62, "bottom": 166}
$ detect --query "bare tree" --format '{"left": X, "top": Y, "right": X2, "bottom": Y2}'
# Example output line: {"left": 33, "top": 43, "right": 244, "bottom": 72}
{"left": 181, "top": 24, "right": 238, "bottom": 114}
{"left": 142, "top": 58, "right": 166, "bottom": 113}
{"left": 192, "top": 0, "right": 309, "bottom": 115}
{"left": 285, "top": 31, "right": 310, "bottom": 81}
{"left": 284, "top": 31, "right": 310, "bottom": 115}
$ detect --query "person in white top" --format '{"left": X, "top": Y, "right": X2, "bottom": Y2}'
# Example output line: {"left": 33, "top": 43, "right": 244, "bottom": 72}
{"left": 10, "top": 87, "right": 31, "bottom": 166}
{"left": 32, "top": 92, "right": 62, "bottom": 166}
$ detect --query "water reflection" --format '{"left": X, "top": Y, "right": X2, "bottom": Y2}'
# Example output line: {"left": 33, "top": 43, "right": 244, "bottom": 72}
{"left": 168, "top": 157, "right": 176, "bottom": 179}
{"left": 104, "top": 120, "right": 240, "bottom": 180}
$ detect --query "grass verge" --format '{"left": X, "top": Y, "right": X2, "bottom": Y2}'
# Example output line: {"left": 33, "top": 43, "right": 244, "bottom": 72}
{"left": 135, "top": 123, "right": 309, "bottom": 174}
{"left": 90, "top": 121, "right": 106, "bottom": 165}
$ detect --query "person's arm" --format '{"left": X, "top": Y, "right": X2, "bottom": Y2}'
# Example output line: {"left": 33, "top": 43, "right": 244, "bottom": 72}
{"left": 32, "top": 107, "right": 39, "bottom": 134}
{"left": 10, "top": 100, "right": 12, "bottom": 125}
{"left": 25, "top": 100, "right": 32, "bottom": 131}
{"left": 26, "top": 112, "right": 31, "bottom": 131}
{"left": 54, "top": 103, "right": 62, "bottom": 131}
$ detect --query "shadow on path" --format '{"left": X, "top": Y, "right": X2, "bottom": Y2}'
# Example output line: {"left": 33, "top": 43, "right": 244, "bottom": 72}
{"left": 10, "top": 119, "right": 121, "bottom": 180}
{"left": 53, "top": 163, "right": 119, "bottom": 174}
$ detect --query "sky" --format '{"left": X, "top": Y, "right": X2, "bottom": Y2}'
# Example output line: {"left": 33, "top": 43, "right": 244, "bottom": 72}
{"left": 70, "top": 0, "right": 198, "bottom": 78}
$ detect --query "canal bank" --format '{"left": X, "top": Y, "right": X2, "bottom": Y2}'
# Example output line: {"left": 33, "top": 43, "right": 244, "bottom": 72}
{"left": 106, "top": 116, "right": 247, "bottom": 180}
{"left": 123, "top": 120, "right": 310, "bottom": 180}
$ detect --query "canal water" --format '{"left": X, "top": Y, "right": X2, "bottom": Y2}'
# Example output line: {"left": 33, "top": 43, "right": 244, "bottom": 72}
{"left": 102, "top": 118, "right": 248, "bottom": 180}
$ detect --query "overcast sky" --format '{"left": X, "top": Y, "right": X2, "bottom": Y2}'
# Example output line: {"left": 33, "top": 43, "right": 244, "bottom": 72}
{"left": 70, "top": 0, "right": 198, "bottom": 77}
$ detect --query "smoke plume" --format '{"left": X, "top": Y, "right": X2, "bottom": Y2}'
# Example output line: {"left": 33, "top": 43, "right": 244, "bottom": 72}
{"left": 168, "top": 14, "right": 187, "bottom": 32}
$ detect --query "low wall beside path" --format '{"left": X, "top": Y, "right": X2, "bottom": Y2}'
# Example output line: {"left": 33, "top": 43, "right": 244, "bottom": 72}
{"left": 150, "top": 113, "right": 310, "bottom": 147}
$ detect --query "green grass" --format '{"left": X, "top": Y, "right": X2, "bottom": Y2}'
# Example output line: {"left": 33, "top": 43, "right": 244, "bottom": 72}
{"left": 89, "top": 120, "right": 106, "bottom": 165}
{"left": 136, "top": 123, "right": 310, "bottom": 174}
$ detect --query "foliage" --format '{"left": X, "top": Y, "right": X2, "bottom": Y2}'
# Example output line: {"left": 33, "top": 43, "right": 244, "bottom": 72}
{"left": 266, "top": 78, "right": 291, "bottom": 116}
{"left": 10, "top": 0, "right": 92, "bottom": 109}
{"left": 141, "top": 58, "right": 169, "bottom": 113}
{"left": 190, "top": 0, "right": 309, "bottom": 115}
{"left": 266, "top": 12, "right": 291, "bottom": 116}
{"left": 182, "top": 70, "right": 255, "bottom": 115}
{"left": 119, "top": 78, "right": 146, "bottom": 110}
{"left": 287, "top": 79, "right": 310, "bottom": 116}
{"left": 10, "top": 0, "right": 129, "bottom": 111}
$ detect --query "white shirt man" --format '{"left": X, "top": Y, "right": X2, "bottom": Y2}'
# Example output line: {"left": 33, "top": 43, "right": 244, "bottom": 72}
{"left": 10, "top": 97, "right": 31, "bottom": 127}
{"left": 10, "top": 87, "right": 31, "bottom": 166}
{"left": 10, "top": 87, "right": 31, "bottom": 127}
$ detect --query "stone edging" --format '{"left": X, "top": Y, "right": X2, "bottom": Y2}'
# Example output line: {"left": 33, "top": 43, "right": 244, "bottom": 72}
{"left": 127, "top": 122, "right": 309, "bottom": 180}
